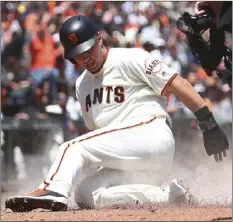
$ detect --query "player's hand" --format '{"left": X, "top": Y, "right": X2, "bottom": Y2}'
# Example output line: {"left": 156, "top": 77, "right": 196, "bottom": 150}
{"left": 194, "top": 1, "right": 222, "bottom": 23}
{"left": 194, "top": 2, "right": 210, "bottom": 16}
{"left": 202, "top": 126, "right": 229, "bottom": 162}
{"left": 214, "top": 150, "right": 227, "bottom": 162}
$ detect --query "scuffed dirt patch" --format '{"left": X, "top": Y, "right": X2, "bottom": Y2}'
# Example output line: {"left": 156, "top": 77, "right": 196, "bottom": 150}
{"left": 1, "top": 205, "right": 232, "bottom": 221}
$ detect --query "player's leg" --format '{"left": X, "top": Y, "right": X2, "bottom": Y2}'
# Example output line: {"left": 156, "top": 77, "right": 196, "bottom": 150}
{"left": 42, "top": 117, "right": 175, "bottom": 195}
{"left": 73, "top": 118, "right": 177, "bottom": 208}
{"left": 74, "top": 168, "right": 187, "bottom": 209}
{"left": 5, "top": 117, "right": 174, "bottom": 211}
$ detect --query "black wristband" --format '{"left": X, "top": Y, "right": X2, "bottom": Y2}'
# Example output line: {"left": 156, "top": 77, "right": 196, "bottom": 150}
{"left": 194, "top": 106, "right": 212, "bottom": 122}
{"left": 194, "top": 106, "right": 218, "bottom": 133}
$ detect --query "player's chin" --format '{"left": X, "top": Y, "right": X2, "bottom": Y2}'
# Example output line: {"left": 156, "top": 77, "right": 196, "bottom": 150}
{"left": 88, "top": 65, "right": 102, "bottom": 74}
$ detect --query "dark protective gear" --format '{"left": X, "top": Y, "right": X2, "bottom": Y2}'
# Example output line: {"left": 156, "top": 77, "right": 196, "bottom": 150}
{"left": 177, "top": 5, "right": 232, "bottom": 87}
{"left": 59, "top": 15, "right": 98, "bottom": 62}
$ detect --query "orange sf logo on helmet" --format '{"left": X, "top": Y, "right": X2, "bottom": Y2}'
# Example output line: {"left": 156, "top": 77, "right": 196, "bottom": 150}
{"left": 68, "top": 34, "right": 78, "bottom": 45}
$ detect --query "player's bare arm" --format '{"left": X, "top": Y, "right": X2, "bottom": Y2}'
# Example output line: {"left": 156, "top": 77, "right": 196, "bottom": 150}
{"left": 163, "top": 74, "right": 205, "bottom": 112}
{"left": 164, "top": 74, "right": 229, "bottom": 162}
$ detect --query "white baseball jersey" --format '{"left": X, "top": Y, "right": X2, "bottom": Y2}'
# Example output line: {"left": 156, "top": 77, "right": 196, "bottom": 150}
{"left": 76, "top": 48, "right": 178, "bottom": 130}
{"left": 38, "top": 48, "right": 177, "bottom": 206}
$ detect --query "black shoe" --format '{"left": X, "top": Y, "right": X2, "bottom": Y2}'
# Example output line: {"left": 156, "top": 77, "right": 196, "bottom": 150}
{"left": 5, "top": 189, "right": 68, "bottom": 212}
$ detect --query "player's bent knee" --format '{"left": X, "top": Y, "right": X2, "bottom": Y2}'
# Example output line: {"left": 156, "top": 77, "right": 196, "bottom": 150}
{"left": 74, "top": 184, "right": 95, "bottom": 209}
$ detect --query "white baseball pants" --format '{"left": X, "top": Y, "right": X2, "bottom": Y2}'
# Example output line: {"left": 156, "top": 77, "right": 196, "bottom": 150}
{"left": 39, "top": 117, "right": 176, "bottom": 208}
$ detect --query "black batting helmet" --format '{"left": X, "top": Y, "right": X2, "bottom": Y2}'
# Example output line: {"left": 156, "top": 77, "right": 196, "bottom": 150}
{"left": 59, "top": 15, "right": 98, "bottom": 62}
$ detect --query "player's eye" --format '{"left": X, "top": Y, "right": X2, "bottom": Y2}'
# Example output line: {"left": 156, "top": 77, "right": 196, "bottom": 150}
{"left": 82, "top": 51, "right": 89, "bottom": 59}
{"left": 75, "top": 43, "right": 95, "bottom": 62}
{"left": 75, "top": 51, "right": 89, "bottom": 62}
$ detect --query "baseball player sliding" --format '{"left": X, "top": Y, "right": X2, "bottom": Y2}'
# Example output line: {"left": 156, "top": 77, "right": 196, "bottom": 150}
{"left": 5, "top": 15, "right": 229, "bottom": 212}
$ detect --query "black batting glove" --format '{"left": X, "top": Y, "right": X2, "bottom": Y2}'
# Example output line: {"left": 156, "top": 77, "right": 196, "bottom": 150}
{"left": 195, "top": 106, "right": 229, "bottom": 161}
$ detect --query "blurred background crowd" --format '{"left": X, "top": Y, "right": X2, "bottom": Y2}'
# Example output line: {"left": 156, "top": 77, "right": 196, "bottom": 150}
{"left": 1, "top": 1, "right": 232, "bottom": 140}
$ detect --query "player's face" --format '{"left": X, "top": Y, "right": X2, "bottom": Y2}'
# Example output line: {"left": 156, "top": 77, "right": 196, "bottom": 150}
{"left": 74, "top": 34, "right": 105, "bottom": 74}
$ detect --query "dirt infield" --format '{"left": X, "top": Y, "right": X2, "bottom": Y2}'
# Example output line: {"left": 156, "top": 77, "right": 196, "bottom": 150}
{"left": 2, "top": 127, "right": 232, "bottom": 221}
{"left": 1, "top": 205, "right": 232, "bottom": 221}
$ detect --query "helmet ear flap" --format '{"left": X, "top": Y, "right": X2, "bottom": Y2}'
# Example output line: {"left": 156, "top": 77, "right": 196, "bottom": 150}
{"left": 69, "top": 59, "right": 77, "bottom": 64}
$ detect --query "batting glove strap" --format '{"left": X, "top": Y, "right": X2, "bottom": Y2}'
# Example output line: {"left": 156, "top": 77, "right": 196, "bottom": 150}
{"left": 194, "top": 106, "right": 218, "bottom": 133}
{"left": 198, "top": 116, "right": 218, "bottom": 133}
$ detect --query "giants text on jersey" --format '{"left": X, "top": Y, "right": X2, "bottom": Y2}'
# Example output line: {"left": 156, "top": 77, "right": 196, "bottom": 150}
{"left": 76, "top": 48, "right": 178, "bottom": 130}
